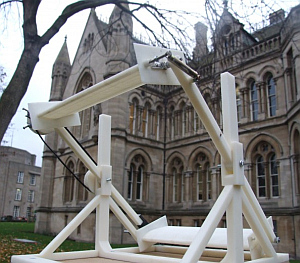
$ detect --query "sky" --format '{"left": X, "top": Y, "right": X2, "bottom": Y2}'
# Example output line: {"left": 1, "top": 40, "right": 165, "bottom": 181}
{"left": 0, "top": 0, "right": 299, "bottom": 166}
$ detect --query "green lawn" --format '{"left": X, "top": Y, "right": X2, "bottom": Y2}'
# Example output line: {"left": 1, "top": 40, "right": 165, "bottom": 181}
{"left": 0, "top": 222, "right": 299, "bottom": 263}
{"left": 0, "top": 222, "right": 95, "bottom": 263}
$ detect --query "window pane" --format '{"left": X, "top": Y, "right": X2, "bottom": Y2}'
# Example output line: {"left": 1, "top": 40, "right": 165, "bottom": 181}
{"left": 268, "top": 76, "right": 276, "bottom": 117}
{"left": 173, "top": 169, "right": 178, "bottom": 202}
{"left": 257, "top": 155, "right": 266, "bottom": 197}
{"left": 270, "top": 154, "right": 279, "bottom": 197}
{"left": 127, "top": 166, "right": 133, "bottom": 200}
{"left": 17, "top": 172, "right": 24, "bottom": 184}
{"left": 251, "top": 82, "right": 258, "bottom": 121}
{"left": 197, "top": 166, "right": 203, "bottom": 200}
{"left": 136, "top": 166, "right": 143, "bottom": 200}
{"left": 15, "top": 189, "right": 22, "bottom": 201}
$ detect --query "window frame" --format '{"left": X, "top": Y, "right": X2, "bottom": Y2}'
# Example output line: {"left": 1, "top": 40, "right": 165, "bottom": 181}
{"left": 15, "top": 188, "right": 22, "bottom": 201}
{"left": 17, "top": 171, "right": 24, "bottom": 184}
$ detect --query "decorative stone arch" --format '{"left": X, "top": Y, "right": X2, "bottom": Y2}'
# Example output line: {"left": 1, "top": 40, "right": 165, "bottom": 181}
{"left": 166, "top": 151, "right": 186, "bottom": 173}
{"left": 202, "top": 86, "right": 212, "bottom": 97}
{"left": 128, "top": 91, "right": 143, "bottom": 105}
{"left": 63, "top": 156, "right": 77, "bottom": 174}
{"left": 245, "top": 133, "right": 283, "bottom": 161}
{"left": 188, "top": 146, "right": 214, "bottom": 171}
{"left": 259, "top": 66, "right": 277, "bottom": 81}
{"left": 143, "top": 96, "right": 155, "bottom": 109}
{"left": 73, "top": 68, "right": 96, "bottom": 95}
{"left": 242, "top": 71, "right": 257, "bottom": 84}
{"left": 125, "top": 148, "right": 153, "bottom": 172}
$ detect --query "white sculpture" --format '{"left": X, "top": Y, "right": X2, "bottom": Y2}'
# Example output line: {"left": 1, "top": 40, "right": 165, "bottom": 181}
{"left": 12, "top": 44, "right": 289, "bottom": 263}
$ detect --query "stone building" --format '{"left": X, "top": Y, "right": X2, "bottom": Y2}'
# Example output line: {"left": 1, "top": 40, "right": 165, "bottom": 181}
{"left": 35, "top": 2, "right": 300, "bottom": 259}
{"left": 0, "top": 146, "right": 41, "bottom": 221}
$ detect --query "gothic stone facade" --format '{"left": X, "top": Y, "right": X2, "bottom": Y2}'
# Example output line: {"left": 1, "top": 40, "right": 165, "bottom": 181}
{"left": 35, "top": 3, "right": 300, "bottom": 259}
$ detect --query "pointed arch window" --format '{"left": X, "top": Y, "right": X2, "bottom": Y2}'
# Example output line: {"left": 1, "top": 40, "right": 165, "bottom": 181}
{"left": 155, "top": 106, "right": 162, "bottom": 140}
{"left": 179, "top": 102, "right": 187, "bottom": 136}
{"left": 267, "top": 75, "right": 276, "bottom": 117}
{"left": 129, "top": 98, "right": 139, "bottom": 135}
{"left": 127, "top": 155, "right": 147, "bottom": 201}
{"left": 169, "top": 106, "right": 175, "bottom": 140}
{"left": 75, "top": 73, "right": 93, "bottom": 138}
{"left": 253, "top": 142, "right": 280, "bottom": 198}
{"left": 64, "top": 161, "right": 75, "bottom": 203}
{"left": 250, "top": 80, "right": 258, "bottom": 121}
{"left": 142, "top": 103, "right": 151, "bottom": 138}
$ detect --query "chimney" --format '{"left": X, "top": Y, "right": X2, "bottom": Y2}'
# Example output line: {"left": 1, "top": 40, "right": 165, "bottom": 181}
{"left": 269, "top": 9, "right": 285, "bottom": 25}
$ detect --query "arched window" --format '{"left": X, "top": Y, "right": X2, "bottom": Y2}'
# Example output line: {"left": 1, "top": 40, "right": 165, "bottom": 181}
{"left": 252, "top": 142, "right": 280, "bottom": 198}
{"left": 75, "top": 73, "right": 93, "bottom": 138}
{"left": 64, "top": 161, "right": 75, "bottom": 203}
{"left": 193, "top": 109, "right": 200, "bottom": 133}
{"left": 250, "top": 80, "right": 258, "bottom": 121}
{"left": 267, "top": 75, "right": 276, "bottom": 117}
{"left": 169, "top": 105, "right": 175, "bottom": 140}
{"left": 129, "top": 98, "right": 139, "bottom": 135}
{"left": 127, "top": 155, "right": 147, "bottom": 201}
{"left": 155, "top": 106, "right": 162, "bottom": 140}
{"left": 142, "top": 102, "right": 151, "bottom": 138}
{"left": 179, "top": 102, "right": 187, "bottom": 137}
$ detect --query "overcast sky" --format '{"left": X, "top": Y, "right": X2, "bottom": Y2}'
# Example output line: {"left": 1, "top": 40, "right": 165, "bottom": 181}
{"left": 0, "top": 0, "right": 299, "bottom": 166}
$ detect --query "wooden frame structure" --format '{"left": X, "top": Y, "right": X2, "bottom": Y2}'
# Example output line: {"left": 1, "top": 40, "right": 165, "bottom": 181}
{"left": 12, "top": 44, "right": 289, "bottom": 263}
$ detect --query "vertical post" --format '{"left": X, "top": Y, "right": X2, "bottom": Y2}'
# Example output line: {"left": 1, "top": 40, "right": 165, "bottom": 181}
{"left": 221, "top": 73, "right": 244, "bottom": 262}
{"left": 96, "top": 114, "right": 112, "bottom": 253}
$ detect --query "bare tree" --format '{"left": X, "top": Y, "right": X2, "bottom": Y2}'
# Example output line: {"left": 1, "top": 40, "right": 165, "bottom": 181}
{"left": 0, "top": 0, "right": 194, "bottom": 143}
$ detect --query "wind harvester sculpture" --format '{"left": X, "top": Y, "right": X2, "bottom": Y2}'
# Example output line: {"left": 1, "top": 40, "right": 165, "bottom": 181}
{"left": 12, "top": 44, "right": 289, "bottom": 263}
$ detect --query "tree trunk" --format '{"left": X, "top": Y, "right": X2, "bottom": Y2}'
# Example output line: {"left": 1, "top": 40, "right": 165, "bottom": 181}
{"left": 0, "top": 45, "right": 41, "bottom": 142}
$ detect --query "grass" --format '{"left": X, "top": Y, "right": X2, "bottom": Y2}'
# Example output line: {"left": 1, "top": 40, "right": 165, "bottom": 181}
{"left": 0, "top": 222, "right": 95, "bottom": 263}
{"left": 0, "top": 222, "right": 299, "bottom": 263}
